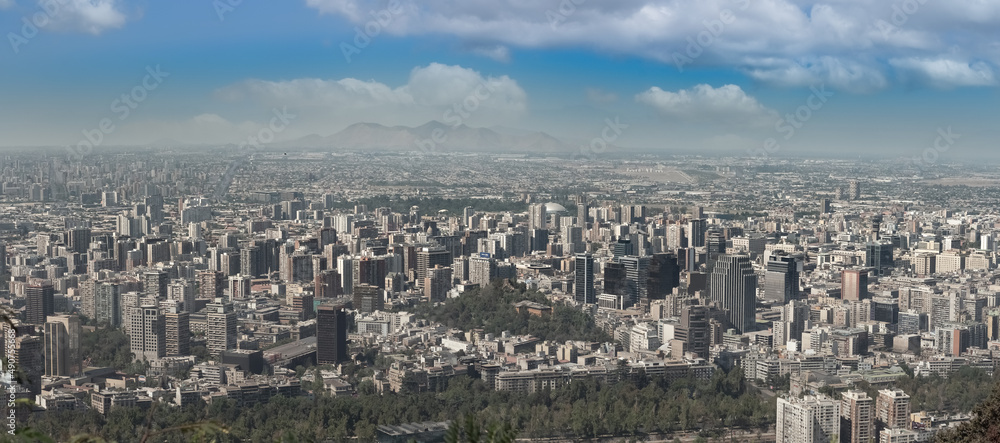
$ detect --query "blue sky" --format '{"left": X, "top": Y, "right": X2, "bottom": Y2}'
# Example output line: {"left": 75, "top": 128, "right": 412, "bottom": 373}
{"left": 1, "top": 0, "right": 999, "bottom": 158}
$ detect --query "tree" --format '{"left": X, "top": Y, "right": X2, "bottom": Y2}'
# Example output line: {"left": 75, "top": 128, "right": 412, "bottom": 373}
{"left": 936, "top": 379, "right": 1000, "bottom": 442}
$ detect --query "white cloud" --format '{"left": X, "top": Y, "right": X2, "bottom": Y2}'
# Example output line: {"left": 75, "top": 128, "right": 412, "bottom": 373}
{"left": 304, "top": 0, "right": 1000, "bottom": 91}
{"left": 213, "top": 63, "right": 527, "bottom": 134}
{"left": 470, "top": 45, "right": 511, "bottom": 63}
{"left": 636, "top": 84, "right": 775, "bottom": 125}
{"left": 586, "top": 88, "right": 618, "bottom": 104}
{"left": 38, "top": 0, "right": 128, "bottom": 35}
{"left": 889, "top": 58, "right": 996, "bottom": 89}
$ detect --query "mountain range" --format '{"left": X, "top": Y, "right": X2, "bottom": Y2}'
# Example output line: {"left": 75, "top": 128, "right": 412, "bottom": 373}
{"left": 277, "top": 121, "right": 576, "bottom": 154}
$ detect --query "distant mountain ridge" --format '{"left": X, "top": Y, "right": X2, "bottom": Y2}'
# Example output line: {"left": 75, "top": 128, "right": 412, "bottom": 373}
{"left": 280, "top": 121, "right": 574, "bottom": 153}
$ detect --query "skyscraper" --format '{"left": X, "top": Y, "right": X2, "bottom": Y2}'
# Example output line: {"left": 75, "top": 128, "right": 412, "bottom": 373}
{"left": 95, "top": 282, "right": 121, "bottom": 327}
{"left": 317, "top": 304, "right": 348, "bottom": 365}
{"left": 875, "top": 389, "right": 911, "bottom": 433}
{"left": 25, "top": 282, "right": 54, "bottom": 325}
{"left": 841, "top": 269, "right": 869, "bottom": 301}
{"left": 620, "top": 255, "right": 649, "bottom": 307}
{"left": 352, "top": 284, "right": 383, "bottom": 313}
{"left": 128, "top": 305, "right": 165, "bottom": 362}
{"left": 840, "top": 390, "right": 874, "bottom": 443}
{"left": 44, "top": 315, "right": 80, "bottom": 376}
{"left": 865, "top": 242, "right": 894, "bottom": 276}
{"left": 529, "top": 203, "right": 547, "bottom": 231}
{"left": 848, "top": 180, "right": 860, "bottom": 200}
{"left": 197, "top": 270, "right": 224, "bottom": 300}
{"left": 206, "top": 300, "right": 236, "bottom": 355}
{"left": 688, "top": 219, "right": 707, "bottom": 248}
{"left": 574, "top": 253, "right": 595, "bottom": 304}
{"left": 646, "top": 252, "right": 680, "bottom": 299}
{"left": 416, "top": 247, "right": 451, "bottom": 288}
{"left": 709, "top": 254, "right": 757, "bottom": 333}
{"left": 765, "top": 253, "right": 799, "bottom": 303}
{"left": 165, "top": 306, "right": 190, "bottom": 357}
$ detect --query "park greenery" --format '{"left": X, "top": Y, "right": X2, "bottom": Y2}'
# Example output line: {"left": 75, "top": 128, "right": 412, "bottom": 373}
{"left": 414, "top": 282, "right": 613, "bottom": 343}
{"left": 14, "top": 368, "right": 772, "bottom": 442}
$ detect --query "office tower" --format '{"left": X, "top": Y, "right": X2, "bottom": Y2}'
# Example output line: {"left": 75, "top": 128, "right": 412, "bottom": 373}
{"left": 840, "top": 390, "right": 874, "bottom": 443}
{"left": 128, "top": 305, "right": 166, "bottom": 362}
{"left": 848, "top": 180, "right": 860, "bottom": 200}
{"left": 317, "top": 304, "right": 348, "bottom": 365}
{"left": 197, "top": 270, "right": 224, "bottom": 300}
{"left": 819, "top": 198, "right": 831, "bottom": 214}
{"left": 688, "top": 219, "right": 707, "bottom": 248}
{"left": 416, "top": 247, "right": 451, "bottom": 288}
{"left": 164, "top": 306, "right": 190, "bottom": 357}
{"left": 353, "top": 284, "right": 383, "bottom": 313}
{"left": 620, "top": 255, "right": 649, "bottom": 307}
{"left": 577, "top": 194, "right": 588, "bottom": 227}
{"left": 315, "top": 269, "right": 340, "bottom": 298}
{"left": 15, "top": 335, "right": 44, "bottom": 395}
{"left": 776, "top": 395, "right": 840, "bottom": 443}
{"left": 424, "top": 266, "right": 452, "bottom": 302}
{"left": 612, "top": 238, "right": 634, "bottom": 258}
{"left": 228, "top": 274, "right": 252, "bottom": 299}
{"left": 469, "top": 255, "right": 498, "bottom": 287}
{"left": 167, "top": 280, "right": 196, "bottom": 313}
{"left": 647, "top": 253, "right": 680, "bottom": 299}
{"left": 529, "top": 203, "right": 547, "bottom": 231}
{"left": 220, "top": 251, "right": 240, "bottom": 277}
{"left": 574, "top": 253, "right": 596, "bottom": 304}
{"left": 43, "top": 315, "right": 80, "bottom": 376}
{"left": 143, "top": 270, "right": 169, "bottom": 299}
{"left": 866, "top": 242, "right": 894, "bottom": 276}
{"left": 875, "top": 390, "right": 910, "bottom": 433}
{"left": 530, "top": 228, "right": 549, "bottom": 253}
{"left": 337, "top": 256, "right": 354, "bottom": 295}
{"left": 709, "top": 255, "right": 757, "bottom": 333}
{"left": 765, "top": 253, "right": 799, "bottom": 303}
{"left": 353, "top": 256, "right": 388, "bottom": 289}
{"left": 240, "top": 245, "right": 264, "bottom": 277}
{"left": 66, "top": 227, "right": 91, "bottom": 254}
{"left": 206, "top": 301, "right": 237, "bottom": 355}
{"left": 841, "top": 269, "right": 869, "bottom": 301}
{"left": 25, "top": 282, "right": 54, "bottom": 325}
{"left": 676, "top": 305, "right": 710, "bottom": 359}
{"left": 898, "top": 311, "right": 928, "bottom": 335}
{"left": 561, "top": 225, "right": 584, "bottom": 254}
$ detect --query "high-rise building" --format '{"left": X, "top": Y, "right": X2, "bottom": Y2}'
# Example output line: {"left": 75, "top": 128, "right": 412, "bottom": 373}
{"left": 866, "top": 242, "right": 894, "bottom": 276}
{"left": 197, "top": 270, "right": 224, "bottom": 300}
{"left": 529, "top": 203, "right": 547, "bottom": 231}
{"left": 424, "top": 265, "right": 452, "bottom": 302}
{"left": 819, "top": 198, "right": 831, "bottom": 214}
{"left": 676, "top": 305, "right": 710, "bottom": 359}
{"left": 416, "top": 247, "right": 451, "bottom": 288}
{"left": 353, "top": 284, "right": 383, "bottom": 313}
{"left": 765, "top": 253, "right": 799, "bottom": 303}
{"left": 142, "top": 271, "right": 168, "bottom": 299}
{"left": 841, "top": 390, "right": 874, "bottom": 443}
{"left": 25, "top": 282, "right": 54, "bottom": 325}
{"left": 95, "top": 282, "right": 121, "bottom": 327}
{"left": 66, "top": 227, "right": 91, "bottom": 254}
{"left": 841, "top": 269, "right": 869, "bottom": 301}
{"left": 317, "top": 304, "right": 348, "bottom": 365}
{"left": 167, "top": 280, "right": 196, "bottom": 313}
{"left": 577, "top": 194, "right": 588, "bottom": 227}
{"left": 469, "top": 255, "right": 497, "bottom": 287}
{"left": 43, "top": 315, "right": 80, "bottom": 376}
{"left": 848, "top": 180, "right": 860, "bottom": 200}
{"left": 206, "top": 301, "right": 236, "bottom": 355}
{"left": 574, "top": 253, "right": 596, "bottom": 304}
{"left": 14, "top": 335, "right": 44, "bottom": 395}
{"left": 709, "top": 255, "right": 757, "bottom": 333}
{"left": 875, "top": 389, "right": 911, "bottom": 433}
{"left": 776, "top": 395, "right": 840, "bottom": 443}
{"left": 228, "top": 274, "right": 252, "bottom": 299}
{"left": 688, "top": 219, "right": 707, "bottom": 248}
{"left": 164, "top": 306, "right": 190, "bottom": 357}
{"left": 314, "top": 269, "right": 340, "bottom": 298}
{"left": 128, "top": 305, "right": 165, "bottom": 362}
{"left": 646, "top": 252, "right": 680, "bottom": 299}
{"left": 620, "top": 255, "right": 649, "bottom": 307}
{"left": 290, "top": 293, "right": 315, "bottom": 320}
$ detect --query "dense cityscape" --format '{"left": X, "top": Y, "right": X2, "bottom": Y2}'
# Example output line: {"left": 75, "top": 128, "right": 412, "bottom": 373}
{"left": 0, "top": 149, "right": 996, "bottom": 441}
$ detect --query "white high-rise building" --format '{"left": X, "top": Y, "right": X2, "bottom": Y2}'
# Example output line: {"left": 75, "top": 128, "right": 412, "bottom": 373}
{"left": 776, "top": 395, "right": 840, "bottom": 443}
